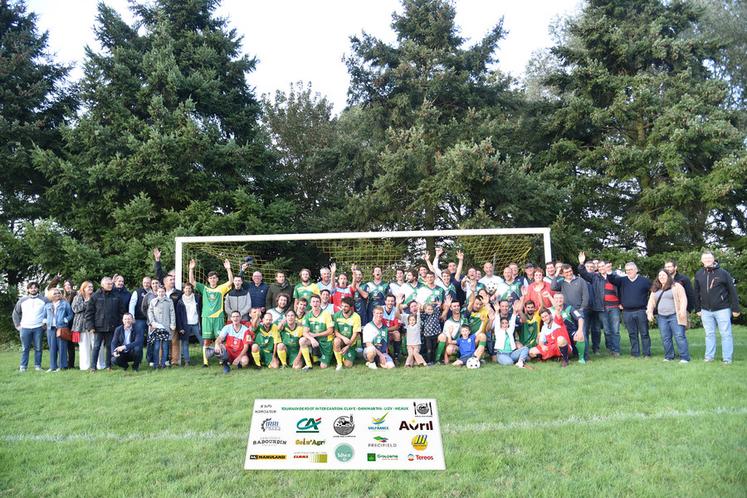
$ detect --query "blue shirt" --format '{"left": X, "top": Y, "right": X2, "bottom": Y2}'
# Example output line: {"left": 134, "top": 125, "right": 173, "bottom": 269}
{"left": 456, "top": 335, "right": 476, "bottom": 357}
{"left": 245, "top": 282, "right": 269, "bottom": 309}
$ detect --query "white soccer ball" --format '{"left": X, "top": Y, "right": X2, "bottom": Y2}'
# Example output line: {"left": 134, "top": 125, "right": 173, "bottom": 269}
{"left": 466, "top": 357, "right": 481, "bottom": 369}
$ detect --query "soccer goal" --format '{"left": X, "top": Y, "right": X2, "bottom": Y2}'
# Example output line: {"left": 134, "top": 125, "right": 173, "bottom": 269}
{"left": 174, "top": 228, "right": 552, "bottom": 289}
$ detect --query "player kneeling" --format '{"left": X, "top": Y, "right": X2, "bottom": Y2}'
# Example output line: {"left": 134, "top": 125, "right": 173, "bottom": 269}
{"left": 215, "top": 311, "right": 252, "bottom": 374}
{"left": 252, "top": 311, "right": 280, "bottom": 368}
{"left": 529, "top": 309, "right": 572, "bottom": 367}
{"left": 278, "top": 310, "right": 305, "bottom": 369}
{"left": 332, "top": 297, "right": 361, "bottom": 371}
{"left": 363, "top": 307, "right": 395, "bottom": 369}
{"left": 491, "top": 313, "right": 531, "bottom": 369}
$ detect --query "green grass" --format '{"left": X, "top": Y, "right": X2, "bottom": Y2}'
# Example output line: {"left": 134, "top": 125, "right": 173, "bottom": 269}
{"left": 1, "top": 327, "right": 746, "bottom": 498}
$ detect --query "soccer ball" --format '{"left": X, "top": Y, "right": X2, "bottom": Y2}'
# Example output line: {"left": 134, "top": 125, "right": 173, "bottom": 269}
{"left": 466, "top": 357, "right": 481, "bottom": 369}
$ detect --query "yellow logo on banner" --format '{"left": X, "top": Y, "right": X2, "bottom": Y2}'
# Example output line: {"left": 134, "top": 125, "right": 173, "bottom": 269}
{"left": 411, "top": 434, "right": 428, "bottom": 451}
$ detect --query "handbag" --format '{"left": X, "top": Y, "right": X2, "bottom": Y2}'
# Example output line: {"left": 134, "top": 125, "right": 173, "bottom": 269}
{"left": 71, "top": 331, "right": 81, "bottom": 343}
{"left": 56, "top": 327, "right": 73, "bottom": 341}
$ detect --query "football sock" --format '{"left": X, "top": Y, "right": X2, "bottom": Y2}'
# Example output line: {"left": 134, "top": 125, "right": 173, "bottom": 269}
{"left": 334, "top": 350, "right": 343, "bottom": 367}
{"left": 251, "top": 350, "right": 261, "bottom": 367}
{"left": 301, "top": 347, "right": 312, "bottom": 367}
{"left": 560, "top": 345, "right": 569, "bottom": 362}
{"left": 278, "top": 348, "right": 287, "bottom": 366}
{"left": 576, "top": 340, "right": 586, "bottom": 362}
{"left": 435, "top": 341, "right": 446, "bottom": 362}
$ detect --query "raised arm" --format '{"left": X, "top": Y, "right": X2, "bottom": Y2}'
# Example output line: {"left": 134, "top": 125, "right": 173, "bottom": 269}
{"left": 224, "top": 259, "right": 233, "bottom": 284}
{"left": 454, "top": 250, "right": 464, "bottom": 281}
{"left": 188, "top": 259, "right": 197, "bottom": 287}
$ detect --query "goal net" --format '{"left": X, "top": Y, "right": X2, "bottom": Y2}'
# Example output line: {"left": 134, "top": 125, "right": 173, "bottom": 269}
{"left": 175, "top": 228, "right": 552, "bottom": 289}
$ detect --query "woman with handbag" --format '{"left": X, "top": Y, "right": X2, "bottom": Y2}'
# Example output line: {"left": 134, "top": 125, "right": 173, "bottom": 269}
{"left": 43, "top": 288, "right": 74, "bottom": 371}
{"left": 72, "top": 281, "right": 106, "bottom": 371}
{"left": 647, "top": 269, "right": 690, "bottom": 363}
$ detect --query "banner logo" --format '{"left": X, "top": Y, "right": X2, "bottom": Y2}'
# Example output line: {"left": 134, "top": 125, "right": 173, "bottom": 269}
{"left": 413, "top": 402, "right": 433, "bottom": 417}
{"left": 334, "top": 443, "right": 354, "bottom": 463}
{"left": 333, "top": 415, "right": 355, "bottom": 436}
{"left": 293, "top": 452, "right": 327, "bottom": 463}
{"left": 368, "top": 412, "right": 389, "bottom": 431}
{"left": 411, "top": 434, "right": 428, "bottom": 451}
{"left": 295, "top": 438, "right": 325, "bottom": 446}
{"left": 368, "top": 435, "right": 396, "bottom": 448}
{"left": 249, "top": 454, "right": 286, "bottom": 460}
{"left": 296, "top": 417, "right": 322, "bottom": 433}
{"left": 399, "top": 419, "right": 434, "bottom": 431}
{"left": 261, "top": 418, "right": 280, "bottom": 432}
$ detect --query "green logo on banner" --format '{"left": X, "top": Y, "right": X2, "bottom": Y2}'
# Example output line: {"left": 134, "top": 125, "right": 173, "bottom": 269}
{"left": 335, "top": 443, "right": 354, "bottom": 462}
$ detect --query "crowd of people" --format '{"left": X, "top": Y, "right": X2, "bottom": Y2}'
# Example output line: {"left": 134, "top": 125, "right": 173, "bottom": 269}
{"left": 11, "top": 247, "right": 741, "bottom": 373}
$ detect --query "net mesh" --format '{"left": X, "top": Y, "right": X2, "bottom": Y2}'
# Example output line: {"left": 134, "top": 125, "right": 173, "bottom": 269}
{"left": 182, "top": 234, "right": 544, "bottom": 285}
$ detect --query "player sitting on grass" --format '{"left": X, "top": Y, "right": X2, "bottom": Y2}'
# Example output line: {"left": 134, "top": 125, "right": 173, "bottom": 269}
{"left": 188, "top": 258, "right": 233, "bottom": 368}
{"left": 363, "top": 306, "right": 395, "bottom": 369}
{"left": 215, "top": 311, "right": 252, "bottom": 374}
{"left": 278, "top": 309, "right": 304, "bottom": 369}
{"left": 451, "top": 325, "right": 477, "bottom": 367}
{"left": 301, "top": 295, "right": 334, "bottom": 369}
{"left": 332, "top": 297, "right": 361, "bottom": 371}
{"left": 252, "top": 310, "right": 280, "bottom": 368}
{"left": 436, "top": 296, "right": 462, "bottom": 365}
{"left": 529, "top": 308, "right": 572, "bottom": 367}
{"left": 490, "top": 303, "right": 531, "bottom": 368}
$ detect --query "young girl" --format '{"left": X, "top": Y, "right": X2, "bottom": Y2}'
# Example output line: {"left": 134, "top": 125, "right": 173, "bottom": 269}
{"left": 420, "top": 303, "right": 441, "bottom": 364}
{"left": 404, "top": 312, "right": 427, "bottom": 367}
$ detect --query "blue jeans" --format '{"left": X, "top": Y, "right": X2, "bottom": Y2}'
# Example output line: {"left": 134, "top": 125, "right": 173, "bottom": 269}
{"left": 20, "top": 326, "right": 44, "bottom": 369}
{"left": 495, "top": 347, "right": 529, "bottom": 365}
{"left": 600, "top": 308, "right": 621, "bottom": 353}
{"left": 657, "top": 314, "right": 690, "bottom": 361}
{"left": 701, "top": 308, "right": 733, "bottom": 362}
{"left": 584, "top": 310, "right": 602, "bottom": 352}
{"left": 113, "top": 348, "right": 143, "bottom": 370}
{"left": 180, "top": 324, "right": 203, "bottom": 364}
{"left": 46, "top": 328, "right": 68, "bottom": 370}
{"left": 134, "top": 319, "right": 147, "bottom": 363}
{"left": 153, "top": 339, "right": 168, "bottom": 368}
{"left": 622, "top": 309, "right": 650, "bottom": 357}
{"left": 91, "top": 332, "right": 113, "bottom": 370}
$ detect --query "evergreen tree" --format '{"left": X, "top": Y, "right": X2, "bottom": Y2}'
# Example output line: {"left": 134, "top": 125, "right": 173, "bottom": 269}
{"left": 541, "top": 0, "right": 746, "bottom": 253}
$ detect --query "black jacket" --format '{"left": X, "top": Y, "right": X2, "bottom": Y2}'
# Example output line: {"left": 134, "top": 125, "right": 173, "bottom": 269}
{"left": 85, "top": 289, "right": 126, "bottom": 333}
{"left": 111, "top": 324, "right": 144, "bottom": 353}
{"left": 175, "top": 293, "right": 203, "bottom": 332}
{"left": 673, "top": 273, "right": 696, "bottom": 313}
{"left": 694, "top": 265, "right": 740, "bottom": 313}
{"left": 577, "top": 264, "right": 605, "bottom": 312}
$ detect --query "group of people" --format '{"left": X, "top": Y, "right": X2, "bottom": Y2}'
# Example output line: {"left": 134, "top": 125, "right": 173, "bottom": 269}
{"left": 12, "top": 247, "right": 741, "bottom": 373}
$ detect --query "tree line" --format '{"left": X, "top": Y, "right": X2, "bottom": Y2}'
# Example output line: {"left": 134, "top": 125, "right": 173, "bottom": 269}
{"left": 1, "top": 0, "right": 745, "bottom": 332}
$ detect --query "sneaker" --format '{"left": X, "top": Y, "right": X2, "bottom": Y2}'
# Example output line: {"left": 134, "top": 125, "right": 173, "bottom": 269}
{"left": 34, "top": 366, "right": 42, "bottom": 371}
{"left": 202, "top": 363, "right": 209, "bottom": 368}
{"left": 663, "top": 358, "right": 672, "bottom": 362}
{"left": 704, "top": 357, "right": 714, "bottom": 362}
{"left": 679, "top": 360, "right": 689, "bottom": 364}
{"left": 302, "top": 365, "right": 311, "bottom": 372}
{"left": 723, "top": 360, "right": 732, "bottom": 364}
{"left": 46, "top": 368, "right": 54, "bottom": 372}
{"left": 165, "top": 361, "right": 171, "bottom": 367}
{"left": 19, "top": 366, "right": 27, "bottom": 372}
{"left": 578, "top": 358, "right": 586, "bottom": 365}
{"left": 149, "top": 362, "right": 155, "bottom": 368}
{"left": 336, "top": 364, "right": 343, "bottom": 371}
{"left": 366, "top": 362, "right": 378, "bottom": 370}
{"left": 223, "top": 364, "right": 230, "bottom": 374}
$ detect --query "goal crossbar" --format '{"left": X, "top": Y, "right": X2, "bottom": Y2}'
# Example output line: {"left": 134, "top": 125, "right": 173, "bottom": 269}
{"left": 175, "top": 227, "right": 552, "bottom": 289}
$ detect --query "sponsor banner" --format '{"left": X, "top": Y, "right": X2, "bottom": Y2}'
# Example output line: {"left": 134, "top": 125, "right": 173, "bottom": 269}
{"left": 244, "top": 399, "right": 445, "bottom": 470}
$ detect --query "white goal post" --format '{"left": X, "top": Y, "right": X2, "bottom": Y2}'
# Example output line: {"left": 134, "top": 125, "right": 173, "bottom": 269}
{"left": 174, "top": 227, "right": 552, "bottom": 290}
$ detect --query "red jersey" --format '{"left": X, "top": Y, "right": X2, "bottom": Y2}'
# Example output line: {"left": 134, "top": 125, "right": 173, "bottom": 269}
{"left": 331, "top": 286, "right": 354, "bottom": 312}
{"left": 220, "top": 323, "right": 253, "bottom": 359}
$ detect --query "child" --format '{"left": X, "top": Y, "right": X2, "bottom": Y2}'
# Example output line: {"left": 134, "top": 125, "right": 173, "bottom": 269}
{"left": 452, "top": 325, "right": 476, "bottom": 367}
{"left": 404, "top": 312, "right": 427, "bottom": 367}
{"left": 420, "top": 303, "right": 442, "bottom": 365}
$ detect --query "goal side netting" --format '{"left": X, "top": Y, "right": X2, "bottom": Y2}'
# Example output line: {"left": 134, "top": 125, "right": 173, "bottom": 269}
{"left": 175, "top": 228, "right": 552, "bottom": 288}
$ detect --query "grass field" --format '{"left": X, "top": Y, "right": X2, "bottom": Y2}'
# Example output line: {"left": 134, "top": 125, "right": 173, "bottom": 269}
{"left": 1, "top": 326, "right": 746, "bottom": 498}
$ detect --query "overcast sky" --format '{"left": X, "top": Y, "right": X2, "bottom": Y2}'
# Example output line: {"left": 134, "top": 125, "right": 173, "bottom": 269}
{"left": 27, "top": 0, "right": 581, "bottom": 113}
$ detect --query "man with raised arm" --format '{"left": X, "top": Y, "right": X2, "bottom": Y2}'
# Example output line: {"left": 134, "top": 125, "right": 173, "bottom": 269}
{"left": 188, "top": 258, "right": 233, "bottom": 367}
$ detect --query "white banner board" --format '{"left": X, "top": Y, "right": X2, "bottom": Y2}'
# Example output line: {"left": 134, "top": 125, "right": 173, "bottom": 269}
{"left": 244, "top": 399, "right": 445, "bottom": 470}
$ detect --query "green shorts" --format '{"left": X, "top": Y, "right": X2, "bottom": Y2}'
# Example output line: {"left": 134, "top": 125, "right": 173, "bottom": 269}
{"left": 259, "top": 348, "right": 274, "bottom": 366}
{"left": 343, "top": 347, "right": 356, "bottom": 364}
{"left": 318, "top": 341, "right": 333, "bottom": 365}
{"left": 285, "top": 345, "right": 300, "bottom": 363}
{"left": 201, "top": 316, "right": 225, "bottom": 340}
